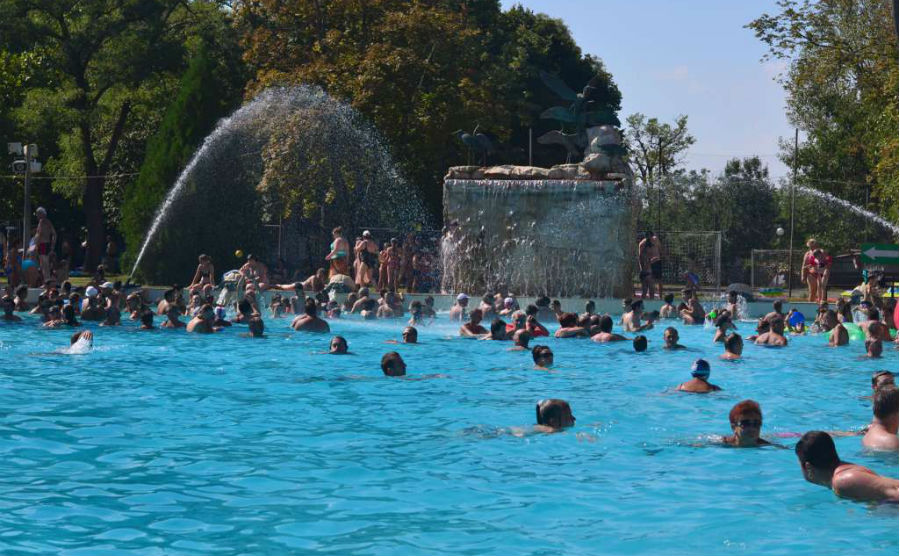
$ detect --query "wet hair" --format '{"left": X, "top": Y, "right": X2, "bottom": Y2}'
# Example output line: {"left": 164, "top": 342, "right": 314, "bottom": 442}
{"left": 773, "top": 300, "right": 783, "bottom": 312}
{"left": 867, "top": 307, "right": 880, "bottom": 321}
{"left": 70, "top": 331, "right": 86, "bottom": 345}
{"left": 558, "top": 312, "right": 578, "bottom": 327}
{"left": 424, "top": 295, "right": 434, "bottom": 306}
{"left": 551, "top": 299, "right": 561, "bottom": 308}
{"left": 304, "top": 297, "right": 318, "bottom": 317}
{"left": 756, "top": 318, "right": 770, "bottom": 333}
{"left": 531, "top": 345, "right": 552, "bottom": 364}
{"left": 729, "top": 400, "right": 762, "bottom": 424}
{"left": 62, "top": 304, "right": 76, "bottom": 323}
{"left": 535, "top": 296, "right": 550, "bottom": 308}
{"left": 632, "top": 335, "right": 647, "bottom": 352}
{"left": 238, "top": 299, "right": 252, "bottom": 315}
{"left": 727, "top": 290, "right": 738, "bottom": 302}
{"left": 15, "top": 285, "right": 28, "bottom": 298}
{"left": 402, "top": 327, "right": 418, "bottom": 342}
{"left": 630, "top": 300, "right": 643, "bottom": 312}
{"left": 714, "top": 314, "right": 730, "bottom": 328}
{"left": 663, "top": 293, "right": 674, "bottom": 304}
{"left": 873, "top": 385, "right": 898, "bottom": 419}
{"left": 622, "top": 297, "right": 632, "bottom": 308}
{"left": 598, "top": 315, "right": 613, "bottom": 333}
{"left": 513, "top": 329, "right": 531, "bottom": 347}
{"left": 330, "top": 335, "right": 348, "bottom": 352}
{"left": 482, "top": 294, "right": 494, "bottom": 304}
{"left": 724, "top": 333, "right": 743, "bottom": 352}
{"left": 865, "top": 338, "right": 883, "bottom": 357}
{"left": 663, "top": 326, "right": 678, "bottom": 338}
{"left": 536, "top": 399, "right": 574, "bottom": 428}
{"left": 380, "top": 351, "right": 406, "bottom": 376}
{"left": 247, "top": 317, "right": 264, "bottom": 336}
{"left": 795, "top": 431, "right": 840, "bottom": 471}
{"left": 872, "top": 370, "right": 895, "bottom": 388}
{"left": 490, "top": 318, "right": 506, "bottom": 338}
{"left": 576, "top": 314, "right": 591, "bottom": 328}
{"left": 525, "top": 304, "right": 538, "bottom": 316}
{"left": 585, "top": 300, "right": 596, "bottom": 313}
{"left": 140, "top": 310, "right": 154, "bottom": 327}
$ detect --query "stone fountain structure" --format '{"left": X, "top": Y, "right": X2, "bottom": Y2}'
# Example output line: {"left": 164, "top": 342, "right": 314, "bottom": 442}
{"left": 442, "top": 124, "right": 637, "bottom": 298}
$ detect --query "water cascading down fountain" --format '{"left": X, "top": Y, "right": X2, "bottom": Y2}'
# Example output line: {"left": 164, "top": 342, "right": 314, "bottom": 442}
{"left": 442, "top": 125, "right": 637, "bottom": 298}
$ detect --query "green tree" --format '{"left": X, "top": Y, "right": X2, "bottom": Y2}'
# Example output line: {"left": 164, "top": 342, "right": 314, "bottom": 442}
{"left": 120, "top": 42, "right": 244, "bottom": 279}
{"left": 1, "top": 0, "right": 187, "bottom": 270}
{"left": 747, "top": 0, "right": 899, "bottom": 224}
{"left": 236, "top": 0, "right": 620, "bottom": 216}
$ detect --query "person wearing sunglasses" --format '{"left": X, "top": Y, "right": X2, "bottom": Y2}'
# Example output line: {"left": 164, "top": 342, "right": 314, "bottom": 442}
{"left": 722, "top": 400, "right": 771, "bottom": 447}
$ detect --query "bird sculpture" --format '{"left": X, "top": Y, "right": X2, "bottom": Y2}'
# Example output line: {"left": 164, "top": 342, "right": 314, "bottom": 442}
{"left": 537, "top": 71, "right": 620, "bottom": 162}
{"left": 453, "top": 126, "right": 495, "bottom": 166}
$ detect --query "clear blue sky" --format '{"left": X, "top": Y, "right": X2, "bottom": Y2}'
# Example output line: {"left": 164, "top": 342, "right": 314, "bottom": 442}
{"left": 501, "top": 0, "right": 795, "bottom": 179}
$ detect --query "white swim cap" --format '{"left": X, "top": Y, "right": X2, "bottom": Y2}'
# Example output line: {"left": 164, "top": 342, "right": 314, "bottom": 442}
{"left": 85, "top": 286, "right": 99, "bottom": 298}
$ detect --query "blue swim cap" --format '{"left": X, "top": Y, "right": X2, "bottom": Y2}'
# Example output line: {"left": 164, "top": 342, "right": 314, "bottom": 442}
{"left": 691, "top": 359, "right": 711, "bottom": 378}
{"left": 788, "top": 311, "right": 805, "bottom": 327}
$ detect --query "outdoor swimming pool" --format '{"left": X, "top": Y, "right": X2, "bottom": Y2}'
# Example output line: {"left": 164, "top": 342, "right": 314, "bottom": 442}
{"left": 1, "top": 312, "right": 897, "bottom": 555}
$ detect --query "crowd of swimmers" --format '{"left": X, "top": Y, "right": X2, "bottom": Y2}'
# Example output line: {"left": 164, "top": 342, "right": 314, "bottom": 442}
{"left": 3, "top": 266, "right": 898, "bottom": 504}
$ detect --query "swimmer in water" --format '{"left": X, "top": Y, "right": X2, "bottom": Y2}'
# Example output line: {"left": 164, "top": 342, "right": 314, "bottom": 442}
{"left": 139, "top": 310, "right": 155, "bottom": 330}
{"left": 872, "top": 370, "right": 895, "bottom": 392}
{"left": 663, "top": 326, "right": 685, "bottom": 350}
{"left": 632, "top": 335, "right": 648, "bottom": 352}
{"left": 387, "top": 327, "right": 418, "bottom": 344}
{"left": 187, "top": 304, "right": 218, "bottom": 333}
{"left": 69, "top": 329, "right": 93, "bottom": 350}
{"left": 1, "top": 296, "right": 22, "bottom": 322}
{"left": 381, "top": 351, "right": 406, "bottom": 377}
{"left": 291, "top": 298, "right": 330, "bottom": 333}
{"left": 460, "top": 308, "right": 488, "bottom": 337}
{"left": 161, "top": 304, "right": 185, "bottom": 329}
{"left": 795, "top": 430, "right": 899, "bottom": 502}
{"left": 591, "top": 315, "right": 627, "bottom": 343}
{"left": 721, "top": 400, "right": 771, "bottom": 447}
{"left": 720, "top": 333, "right": 743, "bottom": 360}
{"left": 509, "top": 329, "right": 531, "bottom": 351}
{"left": 828, "top": 321, "right": 848, "bottom": 346}
{"left": 534, "top": 399, "right": 576, "bottom": 432}
{"left": 754, "top": 316, "right": 788, "bottom": 347}
{"left": 555, "top": 312, "right": 589, "bottom": 338}
{"left": 484, "top": 318, "right": 510, "bottom": 340}
{"left": 532, "top": 345, "right": 553, "bottom": 369}
{"left": 245, "top": 316, "right": 265, "bottom": 338}
{"left": 864, "top": 338, "right": 883, "bottom": 358}
{"left": 449, "top": 293, "right": 469, "bottom": 321}
{"left": 622, "top": 300, "right": 654, "bottom": 332}
{"left": 677, "top": 359, "right": 720, "bottom": 393}
{"left": 712, "top": 313, "right": 734, "bottom": 343}
{"left": 862, "top": 385, "right": 898, "bottom": 451}
{"left": 329, "top": 335, "right": 348, "bottom": 354}
{"left": 659, "top": 293, "right": 676, "bottom": 319}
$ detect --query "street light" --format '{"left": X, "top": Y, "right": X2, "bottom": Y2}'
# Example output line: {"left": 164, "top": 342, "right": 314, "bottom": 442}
{"left": 7, "top": 142, "right": 41, "bottom": 244}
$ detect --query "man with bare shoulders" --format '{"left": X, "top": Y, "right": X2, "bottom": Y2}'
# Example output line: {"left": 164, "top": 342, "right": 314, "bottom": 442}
{"left": 460, "top": 308, "right": 487, "bottom": 337}
{"left": 863, "top": 308, "right": 892, "bottom": 342}
{"left": 862, "top": 385, "right": 898, "bottom": 451}
{"left": 449, "top": 293, "right": 469, "bottom": 321}
{"left": 677, "top": 359, "right": 720, "bottom": 393}
{"left": 754, "top": 316, "right": 788, "bottom": 347}
{"left": 186, "top": 304, "right": 218, "bottom": 333}
{"left": 291, "top": 298, "right": 330, "bottom": 333}
{"left": 591, "top": 315, "right": 627, "bottom": 343}
{"left": 828, "top": 321, "right": 849, "bottom": 346}
{"left": 622, "top": 300, "right": 654, "bottom": 332}
{"left": 721, "top": 400, "right": 771, "bottom": 447}
{"left": 680, "top": 290, "right": 705, "bottom": 325}
{"left": 795, "top": 431, "right": 898, "bottom": 502}
{"left": 663, "top": 327, "right": 686, "bottom": 350}
{"left": 32, "top": 207, "right": 56, "bottom": 283}
{"left": 638, "top": 231, "right": 663, "bottom": 299}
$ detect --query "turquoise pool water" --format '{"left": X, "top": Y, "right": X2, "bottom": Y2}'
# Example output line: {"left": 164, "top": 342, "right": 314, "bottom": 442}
{"left": 1, "top": 312, "right": 897, "bottom": 555}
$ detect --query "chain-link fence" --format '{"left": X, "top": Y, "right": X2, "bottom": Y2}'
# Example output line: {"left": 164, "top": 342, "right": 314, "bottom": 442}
{"left": 637, "top": 231, "right": 722, "bottom": 295}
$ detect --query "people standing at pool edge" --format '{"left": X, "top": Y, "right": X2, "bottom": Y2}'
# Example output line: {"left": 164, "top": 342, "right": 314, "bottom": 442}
{"left": 638, "top": 231, "right": 663, "bottom": 300}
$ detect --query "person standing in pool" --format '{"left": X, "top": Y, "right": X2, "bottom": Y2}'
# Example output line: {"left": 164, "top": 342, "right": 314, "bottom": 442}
{"left": 291, "top": 298, "right": 330, "bottom": 333}
{"left": 721, "top": 400, "right": 771, "bottom": 447}
{"left": 677, "top": 359, "right": 720, "bottom": 393}
{"left": 638, "top": 231, "right": 663, "bottom": 300}
{"left": 795, "top": 431, "right": 898, "bottom": 502}
{"left": 720, "top": 333, "right": 743, "bottom": 360}
{"left": 754, "top": 316, "right": 788, "bottom": 347}
{"left": 659, "top": 293, "right": 677, "bottom": 318}
{"left": 460, "top": 308, "right": 488, "bottom": 337}
{"left": 591, "top": 315, "right": 627, "bottom": 343}
{"left": 329, "top": 336, "right": 349, "bottom": 354}
{"left": 532, "top": 345, "right": 554, "bottom": 369}
{"left": 325, "top": 227, "right": 350, "bottom": 279}
{"left": 680, "top": 290, "right": 705, "bottom": 325}
{"left": 449, "top": 293, "right": 469, "bottom": 321}
{"left": 622, "top": 300, "right": 655, "bottom": 332}
{"left": 862, "top": 385, "right": 898, "bottom": 451}
{"left": 663, "top": 327, "right": 686, "bottom": 350}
